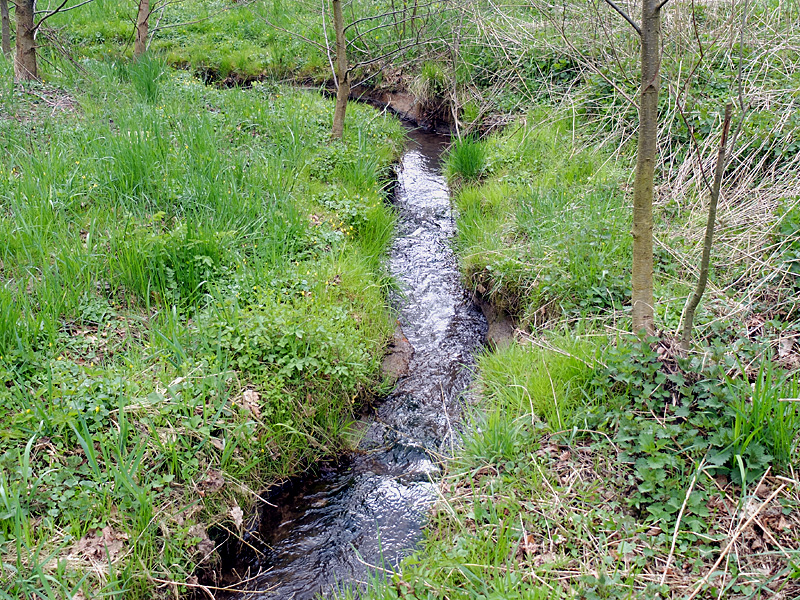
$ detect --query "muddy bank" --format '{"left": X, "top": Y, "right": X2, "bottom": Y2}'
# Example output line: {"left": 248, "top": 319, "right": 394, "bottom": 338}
{"left": 353, "top": 87, "right": 453, "bottom": 132}
{"left": 471, "top": 293, "right": 516, "bottom": 349}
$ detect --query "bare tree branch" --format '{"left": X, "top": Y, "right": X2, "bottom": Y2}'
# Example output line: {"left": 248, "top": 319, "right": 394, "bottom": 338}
{"left": 600, "top": 0, "right": 641, "bottom": 36}
{"left": 244, "top": 5, "right": 327, "bottom": 52}
{"left": 34, "top": 0, "right": 94, "bottom": 21}
{"left": 150, "top": 0, "right": 257, "bottom": 34}
{"left": 342, "top": 0, "right": 437, "bottom": 33}
{"left": 321, "top": 0, "right": 338, "bottom": 87}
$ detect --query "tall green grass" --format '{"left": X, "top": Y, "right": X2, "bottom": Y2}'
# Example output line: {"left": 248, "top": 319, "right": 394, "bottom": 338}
{"left": 476, "top": 337, "right": 597, "bottom": 431}
{"left": 0, "top": 56, "right": 405, "bottom": 597}
{"left": 445, "top": 135, "right": 487, "bottom": 182}
{"left": 448, "top": 115, "right": 629, "bottom": 326}
{"left": 730, "top": 360, "right": 800, "bottom": 467}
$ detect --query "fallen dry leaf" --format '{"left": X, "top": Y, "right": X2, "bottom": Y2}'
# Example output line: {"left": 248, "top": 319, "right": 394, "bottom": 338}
{"left": 197, "top": 470, "right": 224, "bottom": 496}
{"left": 517, "top": 532, "right": 538, "bottom": 559}
{"left": 241, "top": 389, "right": 261, "bottom": 419}
{"left": 70, "top": 526, "right": 128, "bottom": 563}
{"left": 231, "top": 504, "right": 244, "bottom": 531}
{"left": 187, "top": 524, "right": 215, "bottom": 559}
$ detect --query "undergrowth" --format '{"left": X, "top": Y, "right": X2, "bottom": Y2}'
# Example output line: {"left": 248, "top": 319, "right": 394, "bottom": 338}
{"left": 361, "top": 336, "right": 800, "bottom": 599}
{"left": 0, "top": 54, "right": 404, "bottom": 598}
{"left": 358, "top": 16, "right": 800, "bottom": 595}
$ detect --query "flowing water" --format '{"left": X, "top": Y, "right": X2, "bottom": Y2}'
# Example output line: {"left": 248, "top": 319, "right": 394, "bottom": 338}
{"left": 227, "top": 126, "right": 486, "bottom": 599}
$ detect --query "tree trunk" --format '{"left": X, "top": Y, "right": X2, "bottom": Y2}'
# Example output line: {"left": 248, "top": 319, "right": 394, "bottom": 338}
{"left": 631, "top": 0, "right": 662, "bottom": 335}
{"left": 1, "top": 0, "right": 11, "bottom": 59}
{"left": 14, "top": 0, "right": 36, "bottom": 81}
{"left": 680, "top": 104, "right": 733, "bottom": 352}
{"left": 134, "top": 0, "right": 149, "bottom": 58}
{"left": 331, "top": 0, "right": 349, "bottom": 139}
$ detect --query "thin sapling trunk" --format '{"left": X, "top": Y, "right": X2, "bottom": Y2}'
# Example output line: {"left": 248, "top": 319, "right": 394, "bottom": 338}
{"left": 14, "top": 0, "right": 36, "bottom": 81}
{"left": 680, "top": 104, "right": 733, "bottom": 351}
{"left": 601, "top": 0, "right": 668, "bottom": 335}
{"left": 135, "top": 0, "right": 150, "bottom": 58}
{"left": 331, "top": 0, "right": 350, "bottom": 139}
{"left": 1, "top": 0, "right": 10, "bottom": 58}
{"left": 630, "top": 0, "right": 663, "bottom": 335}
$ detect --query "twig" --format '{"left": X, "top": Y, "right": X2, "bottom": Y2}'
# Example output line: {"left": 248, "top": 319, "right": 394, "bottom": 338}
{"left": 661, "top": 459, "right": 703, "bottom": 585}
{"left": 600, "top": 0, "right": 642, "bottom": 36}
{"left": 150, "top": 570, "right": 274, "bottom": 594}
{"left": 440, "top": 382, "right": 455, "bottom": 457}
{"left": 685, "top": 484, "right": 787, "bottom": 600}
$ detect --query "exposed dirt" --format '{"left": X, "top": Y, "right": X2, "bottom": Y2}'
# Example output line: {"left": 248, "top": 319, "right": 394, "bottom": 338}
{"left": 472, "top": 292, "right": 516, "bottom": 349}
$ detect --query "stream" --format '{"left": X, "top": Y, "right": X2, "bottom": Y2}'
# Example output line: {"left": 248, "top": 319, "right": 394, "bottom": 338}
{"left": 226, "top": 126, "right": 487, "bottom": 599}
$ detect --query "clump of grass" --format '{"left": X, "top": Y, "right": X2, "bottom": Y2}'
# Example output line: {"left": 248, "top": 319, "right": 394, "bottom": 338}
{"left": 476, "top": 337, "right": 596, "bottom": 431}
{"left": 730, "top": 359, "right": 800, "bottom": 469}
{"left": 410, "top": 60, "right": 449, "bottom": 103}
{"left": 444, "top": 135, "right": 486, "bottom": 182}
{"left": 450, "top": 116, "right": 629, "bottom": 327}
{"left": 128, "top": 54, "right": 166, "bottom": 103}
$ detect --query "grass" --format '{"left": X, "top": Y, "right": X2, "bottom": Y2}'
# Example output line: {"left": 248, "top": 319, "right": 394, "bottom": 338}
{"left": 45, "top": 0, "right": 449, "bottom": 86}
{"left": 3, "top": 1, "right": 799, "bottom": 598}
{"left": 47, "top": 0, "right": 326, "bottom": 81}
{"left": 447, "top": 113, "right": 631, "bottom": 329}
{"left": 444, "top": 136, "right": 487, "bottom": 183}
{"left": 0, "top": 45, "right": 406, "bottom": 597}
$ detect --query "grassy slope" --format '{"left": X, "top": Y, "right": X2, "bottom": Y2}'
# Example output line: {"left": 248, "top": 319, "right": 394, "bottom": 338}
{"left": 47, "top": 0, "right": 328, "bottom": 80}
{"left": 0, "top": 26, "right": 405, "bottom": 600}
{"left": 47, "top": 0, "right": 432, "bottom": 84}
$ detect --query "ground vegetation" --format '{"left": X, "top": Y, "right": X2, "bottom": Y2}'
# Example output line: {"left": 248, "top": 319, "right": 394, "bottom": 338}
{"left": 1, "top": 0, "right": 799, "bottom": 598}
{"left": 355, "top": 1, "right": 800, "bottom": 598}
{"left": 0, "top": 26, "right": 404, "bottom": 599}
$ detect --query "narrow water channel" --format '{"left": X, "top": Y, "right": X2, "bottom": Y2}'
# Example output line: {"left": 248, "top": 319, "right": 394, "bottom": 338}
{"left": 227, "top": 126, "right": 486, "bottom": 599}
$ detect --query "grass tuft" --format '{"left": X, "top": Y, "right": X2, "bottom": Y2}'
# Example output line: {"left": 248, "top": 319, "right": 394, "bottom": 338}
{"left": 444, "top": 136, "right": 487, "bottom": 183}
